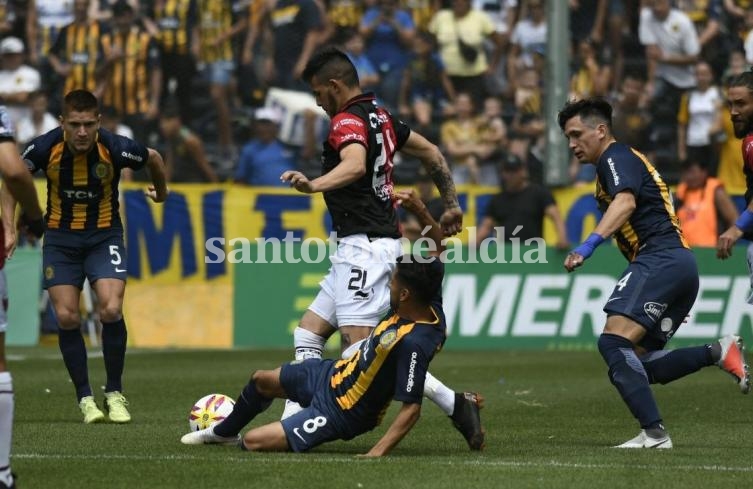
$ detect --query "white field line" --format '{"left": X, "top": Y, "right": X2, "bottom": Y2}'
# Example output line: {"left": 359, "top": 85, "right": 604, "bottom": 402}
{"left": 12, "top": 453, "right": 753, "bottom": 473}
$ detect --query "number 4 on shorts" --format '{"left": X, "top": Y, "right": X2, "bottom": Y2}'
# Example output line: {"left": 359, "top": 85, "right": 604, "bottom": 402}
{"left": 616, "top": 272, "right": 632, "bottom": 292}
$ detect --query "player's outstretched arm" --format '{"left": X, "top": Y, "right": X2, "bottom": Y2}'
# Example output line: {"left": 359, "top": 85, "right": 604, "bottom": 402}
{"left": 144, "top": 148, "right": 169, "bottom": 203}
{"left": 564, "top": 190, "right": 636, "bottom": 272}
{"left": 399, "top": 131, "right": 462, "bottom": 236}
{"left": 394, "top": 188, "right": 445, "bottom": 257}
{"left": 282, "top": 144, "right": 367, "bottom": 194}
{"left": 0, "top": 141, "right": 42, "bottom": 222}
{"left": 360, "top": 402, "right": 421, "bottom": 457}
{"left": 717, "top": 196, "right": 753, "bottom": 259}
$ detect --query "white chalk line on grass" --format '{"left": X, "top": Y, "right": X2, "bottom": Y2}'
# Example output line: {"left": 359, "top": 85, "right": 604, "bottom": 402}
{"left": 12, "top": 453, "right": 753, "bottom": 473}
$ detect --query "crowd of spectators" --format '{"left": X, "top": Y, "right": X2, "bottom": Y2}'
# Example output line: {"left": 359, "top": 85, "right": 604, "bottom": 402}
{"left": 0, "top": 0, "right": 751, "bottom": 193}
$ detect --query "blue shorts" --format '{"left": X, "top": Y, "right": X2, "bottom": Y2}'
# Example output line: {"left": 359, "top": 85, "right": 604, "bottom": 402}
{"left": 604, "top": 248, "right": 699, "bottom": 351}
{"left": 202, "top": 60, "right": 234, "bottom": 85}
{"left": 279, "top": 359, "right": 353, "bottom": 452}
{"left": 43, "top": 228, "right": 127, "bottom": 289}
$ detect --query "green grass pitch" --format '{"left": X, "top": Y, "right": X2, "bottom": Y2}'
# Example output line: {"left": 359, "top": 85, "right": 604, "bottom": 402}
{"left": 7, "top": 347, "right": 752, "bottom": 488}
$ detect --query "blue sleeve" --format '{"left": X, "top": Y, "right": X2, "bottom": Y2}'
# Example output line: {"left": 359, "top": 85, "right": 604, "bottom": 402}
{"left": 21, "top": 131, "right": 56, "bottom": 173}
{"left": 105, "top": 131, "right": 149, "bottom": 171}
{"left": 597, "top": 151, "right": 642, "bottom": 198}
{"left": 392, "top": 336, "right": 430, "bottom": 404}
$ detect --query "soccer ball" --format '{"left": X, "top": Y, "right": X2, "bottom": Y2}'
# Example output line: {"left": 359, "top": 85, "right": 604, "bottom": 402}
{"left": 188, "top": 393, "right": 235, "bottom": 431}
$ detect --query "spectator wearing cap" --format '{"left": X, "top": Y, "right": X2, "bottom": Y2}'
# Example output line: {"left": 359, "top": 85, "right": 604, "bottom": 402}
{"left": 158, "top": 104, "right": 219, "bottom": 183}
{"left": 0, "top": 36, "right": 41, "bottom": 125}
{"left": 475, "top": 153, "right": 569, "bottom": 250}
{"left": 234, "top": 107, "right": 296, "bottom": 186}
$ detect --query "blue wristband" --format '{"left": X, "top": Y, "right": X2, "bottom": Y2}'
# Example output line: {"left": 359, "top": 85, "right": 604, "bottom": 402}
{"left": 571, "top": 233, "right": 605, "bottom": 260}
{"left": 736, "top": 209, "right": 753, "bottom": 233}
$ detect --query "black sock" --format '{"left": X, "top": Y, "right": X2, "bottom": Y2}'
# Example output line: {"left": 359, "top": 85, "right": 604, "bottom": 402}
{"left": 58, "top": 328, "right": 91, "bottom": 400}
{"left": 597, "top": 334, "right": 662, "bottom": 429}
{"left": 641, "top": 346, "right": 714, "bottom": 384}
{"left": 213, "top": 380, "right": 273, "bottom": 437}
{"left": 101, "top": 318, "right": 127, "bottom": 393}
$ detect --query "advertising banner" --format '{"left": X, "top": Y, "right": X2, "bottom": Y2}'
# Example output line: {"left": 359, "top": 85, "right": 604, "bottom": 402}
{"left": 233, "top": 246, "right": 752, "bottom": 350}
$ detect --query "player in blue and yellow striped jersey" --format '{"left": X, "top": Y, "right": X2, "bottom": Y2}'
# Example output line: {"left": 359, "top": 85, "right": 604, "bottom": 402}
{"left": 15, "top": 89, "right": 168, "bottom": 425}
{"left": 181, "top": 188, "right": 481, "bottom": 455}
{"left": 559, "top": 97, "right": 750, "bottom": 450}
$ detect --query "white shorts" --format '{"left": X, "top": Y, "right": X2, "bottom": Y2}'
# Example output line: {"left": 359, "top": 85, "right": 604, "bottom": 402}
{"left": 0, "top": 269, "right": 7, "bottom": 333}
{"left": 309, "top": 234, "right": 402, "bottom": 328}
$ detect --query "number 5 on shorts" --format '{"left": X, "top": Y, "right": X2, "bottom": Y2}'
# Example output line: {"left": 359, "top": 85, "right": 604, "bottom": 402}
{"left": 109, "top": 245, "right": 126, "bottom": 273}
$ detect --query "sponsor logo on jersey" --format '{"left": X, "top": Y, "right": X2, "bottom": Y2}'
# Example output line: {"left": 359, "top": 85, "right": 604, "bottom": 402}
{"left": 607, "top": 157, "right": 620, "bottom": 186}
{"left": 332, "top": 117, "right": 364, "bottom": 131}
{"left": 93, "top": 161, "right": 111, "bottom": 179}
{"left": 379, "top": 330, "right": 397, "bottom": 348}
{"left": 63, "top": 189, "right": 99, "bottom": 200}
{"left": 406, "top": 351, "right": 418, "bottom": 392}
{"left": 121, "top": 151, "right": 143, "bottom": 162}
{"left": 643, "top": 302, "right": 668, "bottom": 321}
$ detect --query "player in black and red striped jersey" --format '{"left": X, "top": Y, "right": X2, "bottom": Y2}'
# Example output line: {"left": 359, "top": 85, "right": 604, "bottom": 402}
{"left": 279, "top": 47, "right": 484, "bottom": 450}
{"left": 0, "top": 105, "right": 45, "bottom": 489}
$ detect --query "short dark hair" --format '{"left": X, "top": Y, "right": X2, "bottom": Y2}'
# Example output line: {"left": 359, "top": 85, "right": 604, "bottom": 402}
{"left": 395, "top": 255, "right": 444, "bottom": 306}
{"left": 63, "top": 89, "right": 99, "bottom": 116}
{"left": 727, "top": 70, "right": 753, "bottom": 93}
{"left": 302, "top": 46, "right": 359, "bottom": 88}
{"left": 557, "top": 97, "right": 613, "bottom": 132}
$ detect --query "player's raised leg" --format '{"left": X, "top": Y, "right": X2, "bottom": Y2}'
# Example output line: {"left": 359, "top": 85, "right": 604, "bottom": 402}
{"left": 93, "top": 277, "right": 130, "bottom": 423}
{"left": 282, "top": 305, "right": 335, "bottom": 420}
{"left": 49, "top": 284, "right": 104, "bottom": 424}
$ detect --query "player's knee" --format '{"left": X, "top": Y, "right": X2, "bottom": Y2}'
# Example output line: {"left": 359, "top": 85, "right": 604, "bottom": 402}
{"left": 55, "top": 309, "right": 81, "bottom": 329}
{"left": 98, "top": 303, "right": 123, "bottom": 323}
{"left": 251, "top": 370, "right": 276, "bottom": 397}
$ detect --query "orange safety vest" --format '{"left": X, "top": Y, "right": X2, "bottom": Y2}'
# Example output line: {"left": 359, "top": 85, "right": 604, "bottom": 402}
{"left": 676, "top": 177, "right": 722, "bottom": 247}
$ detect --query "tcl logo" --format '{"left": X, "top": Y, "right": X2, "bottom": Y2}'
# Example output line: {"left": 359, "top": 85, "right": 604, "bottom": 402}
{"left": 63, "top": 190, "right": 98, "bottom": 200}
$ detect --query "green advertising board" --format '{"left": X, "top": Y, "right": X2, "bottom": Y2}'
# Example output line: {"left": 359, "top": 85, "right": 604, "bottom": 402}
{"left": 234, "top": 245, "right": 753, "bottom": 350}
{"left": 5, "top": 248, "right": 42, "bottom": 346}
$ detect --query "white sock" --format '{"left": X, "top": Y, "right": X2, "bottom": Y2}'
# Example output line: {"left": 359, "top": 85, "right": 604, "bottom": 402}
{"left": 0, "top": 371, "right": 13, "bottom": 479}
{"left": 423, "top": 372, "right": 455, "bottom": 416}
{"left": 293, "top": 327, "right": 325, "bottom": 361}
